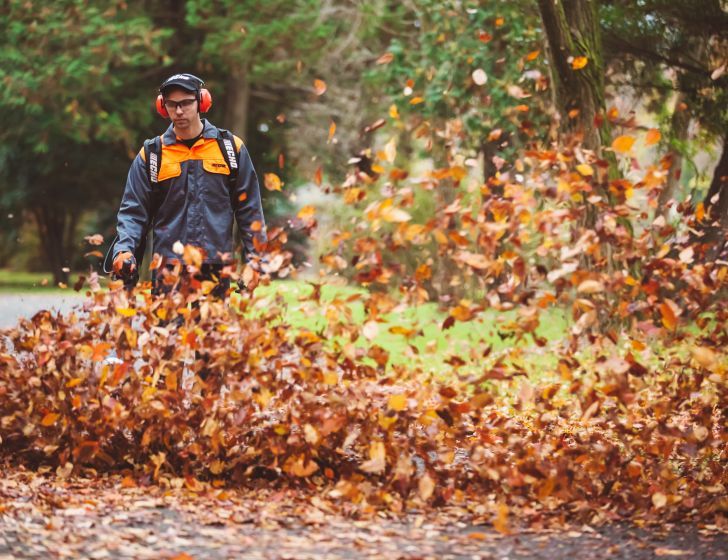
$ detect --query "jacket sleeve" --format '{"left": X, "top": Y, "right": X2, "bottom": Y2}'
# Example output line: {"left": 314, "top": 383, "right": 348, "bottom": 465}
{"left": 115, "top": 153, "right": 152, "bottom": 256}
{"left": 232, "top": 142, "right": 267, "bottom": 261}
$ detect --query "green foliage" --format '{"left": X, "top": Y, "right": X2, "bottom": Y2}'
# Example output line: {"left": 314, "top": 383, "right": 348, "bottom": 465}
{"left": 0, "top": 1, "right": 169, "bottom": 279}
{"left": 368, "top": 0, "right": 551, "bottom": 162}
{"left": 186, "top": 0, "right": 336, "bottom": 80}
{"left": 600, "top": 0, "right": 728, "bottom": 139}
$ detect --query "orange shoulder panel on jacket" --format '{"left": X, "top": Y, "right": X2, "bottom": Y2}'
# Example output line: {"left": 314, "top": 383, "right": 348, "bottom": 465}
{"left": 233, "top": 135, "right": 243, "bottom": 151}
{"left": 138, "top": 146, "right": 146, "bottom": 162}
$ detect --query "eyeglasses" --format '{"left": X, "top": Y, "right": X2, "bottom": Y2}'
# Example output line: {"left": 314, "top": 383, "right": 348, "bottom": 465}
{"left": 164, "top": 98, "right": 197, "bottom": 111}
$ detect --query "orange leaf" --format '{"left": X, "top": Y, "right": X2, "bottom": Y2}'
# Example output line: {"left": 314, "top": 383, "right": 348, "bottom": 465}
{"left": 478, "top": 31, "right": 493, "bottom": 43}
{"left": 525, "top": 49, "right": 540, "bottom": 61}
{"left": 611, "top": 135, "right": 635, "bottom": 154}
{"left": 297, "top": 205, "right": 316, "bottom": 220}
{"left": 493, "top": 503, "right": 510, "bottom": 534}
{"left": 264, "top": 173, "right": 282, "bottom": 191}
{"left": 328, "top": 121, "right": 336, "bottom": 143}
{"left": 695, "top": 202, "right": 705, "bottom": 222}
{"left": 571, "top": 56, "right": 588, "bottom": 70}
{"left": 494, "top": 17, "right": 505, "bottom": 26}
{"left": 314, "top": 166, "right": 323, "bottom": 186}
{"left": 659, "top": 302, "right": 677, "bottom": 329}
{"left": 388, "top": 394, "right": 407, "bottom": 411}
{"left": 91, "top": 342, "right": 112, "bottom": 362}
{"left": 376, "top": 52, "right": 394, "bottom": 65}
{"left": 645, "top": 128, "right": 661, "bottom": 146}
{"left": 115, "top": 307, "right": 137, "bottom": 317}
{"left": 409, "top": 96, "right": 425, "bottom": 105}
{"left": 313, "top": 79, "right": 327, "bottom": 95}
{"left": 576, "top": 163, "right": 593, "bottom": 176}
{"left": 41, "top": 412, "right": 60, "bottom": 427}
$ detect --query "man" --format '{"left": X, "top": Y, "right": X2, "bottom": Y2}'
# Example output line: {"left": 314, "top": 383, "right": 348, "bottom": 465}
{"left": 111, "top": 73, "right": 266, "bottom": 294}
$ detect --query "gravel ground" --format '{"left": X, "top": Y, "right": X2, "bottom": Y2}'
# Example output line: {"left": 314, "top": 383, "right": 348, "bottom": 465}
{"left": 0, "top": 471, "right": 726, "bottom": 560}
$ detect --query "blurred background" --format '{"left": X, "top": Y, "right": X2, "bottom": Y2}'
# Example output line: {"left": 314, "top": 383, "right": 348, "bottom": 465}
{"left": 0, "top": 0, "right": 725, "bottom": 286}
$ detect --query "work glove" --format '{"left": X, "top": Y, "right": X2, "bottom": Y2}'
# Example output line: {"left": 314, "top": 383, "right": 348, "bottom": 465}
{"left": 112, "top": 251, "right": 138, "bottom": 286}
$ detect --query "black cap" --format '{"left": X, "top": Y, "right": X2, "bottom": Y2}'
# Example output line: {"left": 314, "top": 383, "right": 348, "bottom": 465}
{"left": 159, "top": 73, "right": 204, "bottom": 95}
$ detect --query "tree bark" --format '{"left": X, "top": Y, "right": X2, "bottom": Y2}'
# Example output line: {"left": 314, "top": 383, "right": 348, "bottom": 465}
{"left": 701, "top": 135, "right": 728, "bottom": 252}
{"left": 33, "top": 205, "right": 74, "bottom": 285}
{"left": 536, "top": 0, "right": 609, "bottom": 152}
{"left": 224, "top": 64, "right": 251, "bottom": 140}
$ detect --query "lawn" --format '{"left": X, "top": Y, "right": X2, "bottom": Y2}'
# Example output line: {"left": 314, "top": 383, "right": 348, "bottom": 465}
{"left": 250, "top": 280, "right": 571, "bottom": 379}
{"left": 0, "top": 269, "right": 94, "bottom": 293}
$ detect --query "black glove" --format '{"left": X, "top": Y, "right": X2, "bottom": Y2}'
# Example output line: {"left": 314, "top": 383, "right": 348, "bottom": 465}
{"left": 113, "top": 252, "right": 139, "bottom": 287}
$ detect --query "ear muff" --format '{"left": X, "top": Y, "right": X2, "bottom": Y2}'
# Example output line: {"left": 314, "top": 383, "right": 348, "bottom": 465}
{"left": 155, "top": 94, "right": 169, "bottom": 118}
{"left": 199, "top": 88, "right": 212, "bottom": 113}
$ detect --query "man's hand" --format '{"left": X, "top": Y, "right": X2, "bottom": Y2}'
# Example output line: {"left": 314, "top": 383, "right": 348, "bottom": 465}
{"left": 113, "top": 251, "right": 137, "bottom": 279}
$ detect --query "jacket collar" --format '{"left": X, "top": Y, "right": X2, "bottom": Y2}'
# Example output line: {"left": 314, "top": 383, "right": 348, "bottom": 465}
{"left": 162, "top": 119, "right": 219, "bottom": 146}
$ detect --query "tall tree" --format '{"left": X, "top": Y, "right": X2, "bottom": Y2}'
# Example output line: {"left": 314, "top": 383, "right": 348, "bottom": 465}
{"left": 0, "top": 0, "right": 169, "bottom": 283}
{"left": 537, "top": 0, "right": 610, "bottom": 152}
{"left": 600, "top": 0, "right": 728, "bottom": 240}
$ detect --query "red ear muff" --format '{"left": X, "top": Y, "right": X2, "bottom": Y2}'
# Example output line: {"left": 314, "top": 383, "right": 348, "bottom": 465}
{"left": 199, "top": 88, "right": 212, "bottom": 113}
{"left": 155, "top": 94, "right": 169, "bottom": 118}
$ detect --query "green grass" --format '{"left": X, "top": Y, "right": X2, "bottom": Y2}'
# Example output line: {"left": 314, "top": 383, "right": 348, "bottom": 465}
{"left": 0, "top": 269, "right": 95, "bottom": 293}
{"left": 250, "top": 280, "right": 571, "bottom": 378}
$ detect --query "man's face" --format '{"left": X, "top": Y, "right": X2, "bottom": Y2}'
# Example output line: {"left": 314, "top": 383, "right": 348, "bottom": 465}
{"left": 163, "top": 88, "right": 198, "bottom": 129}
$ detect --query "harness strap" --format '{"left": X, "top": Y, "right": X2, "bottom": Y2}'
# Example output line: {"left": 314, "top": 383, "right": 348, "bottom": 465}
{"left": 215, "top": 128, "right": 240, "bottom": 195}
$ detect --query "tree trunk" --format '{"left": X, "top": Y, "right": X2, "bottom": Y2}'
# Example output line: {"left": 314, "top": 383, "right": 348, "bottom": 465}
{"left": 657, "top": 92, "right": 691, "bottom": 214}
{"left": 701, "top": 135, "right": 728, "bottom": 252}
{"left": 33, "top": 205, "right": 74, "bottom": 285}
{"left": 536, "top": 0, "right": 609, "bottom": 152}
{"left": 224, "top": 64, "right": 251, "bottom": 140}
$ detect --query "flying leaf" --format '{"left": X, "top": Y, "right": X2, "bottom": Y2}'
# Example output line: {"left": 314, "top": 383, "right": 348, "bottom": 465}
{"left": 576, "top": 164, "right": 593, "bottom": 176}
{"left": 84, "top": 234, "right": 104, "bottom": 245}
{"left": 360, "top": 441, "right": 387, "bottom": 473}
{"left": 472, "top": 69, "right": 488, "bottom": 86}
{"left": 577, "top": 280, "right": 605, "bottom": 294}
{"left": 382, "top": 207, "right": 411, "bottom": 223}
{"left": 611, "top": 135, "right": 636, "bottom": 154}
{"left": 41, "top": 413, "right": 60, "bottom": 427}
{"left": 652, "top": 492, "right": 667, "bottom": 509}
{"left": 388, "top": 394, "right": 407, "bottom": 411}
{"left": 376, "top": 52, "right": 394, "bottom": 65}
{"left": 418, "top": 473, "right": 435, "bottom": 500}
{"left": 659, "top": 302, "right": 677, "bottom": 330}
{"left": 313, "top": 79, "right": 327, "bottom": 95}
{"left": 328, "top": 121, "right": 336, "bottom": 143}
{"left": 115, "top": 307, "right": 137, "bottom": 317}
{"left": 571, "top": 56, "right": 588, "bottom": 70}
{"left": 493, "top": 503, "right": 510, "bottom": 534}
{"left": 297, "top": 205, "right": 316, "bottom": 220}
{"left": 264, "top": 173, "right": 282, "bottom": 191}
{"left": 645, "top": 128, "right": 661, "bottom": 146}
{"left": 363, "top": 320, "right": 379, "bottom": 340}
{"left": 383, "top": 137, "right": 397, "bottom": 162}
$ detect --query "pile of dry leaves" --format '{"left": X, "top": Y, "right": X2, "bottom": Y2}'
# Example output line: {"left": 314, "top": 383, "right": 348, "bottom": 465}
{"left": 0, "top": 264, "right": 725, "bottom": 524}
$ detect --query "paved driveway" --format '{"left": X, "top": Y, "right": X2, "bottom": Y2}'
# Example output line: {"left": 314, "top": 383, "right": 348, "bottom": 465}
{"left": 0, "top": 293, "right": 85, "bottom": 329}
